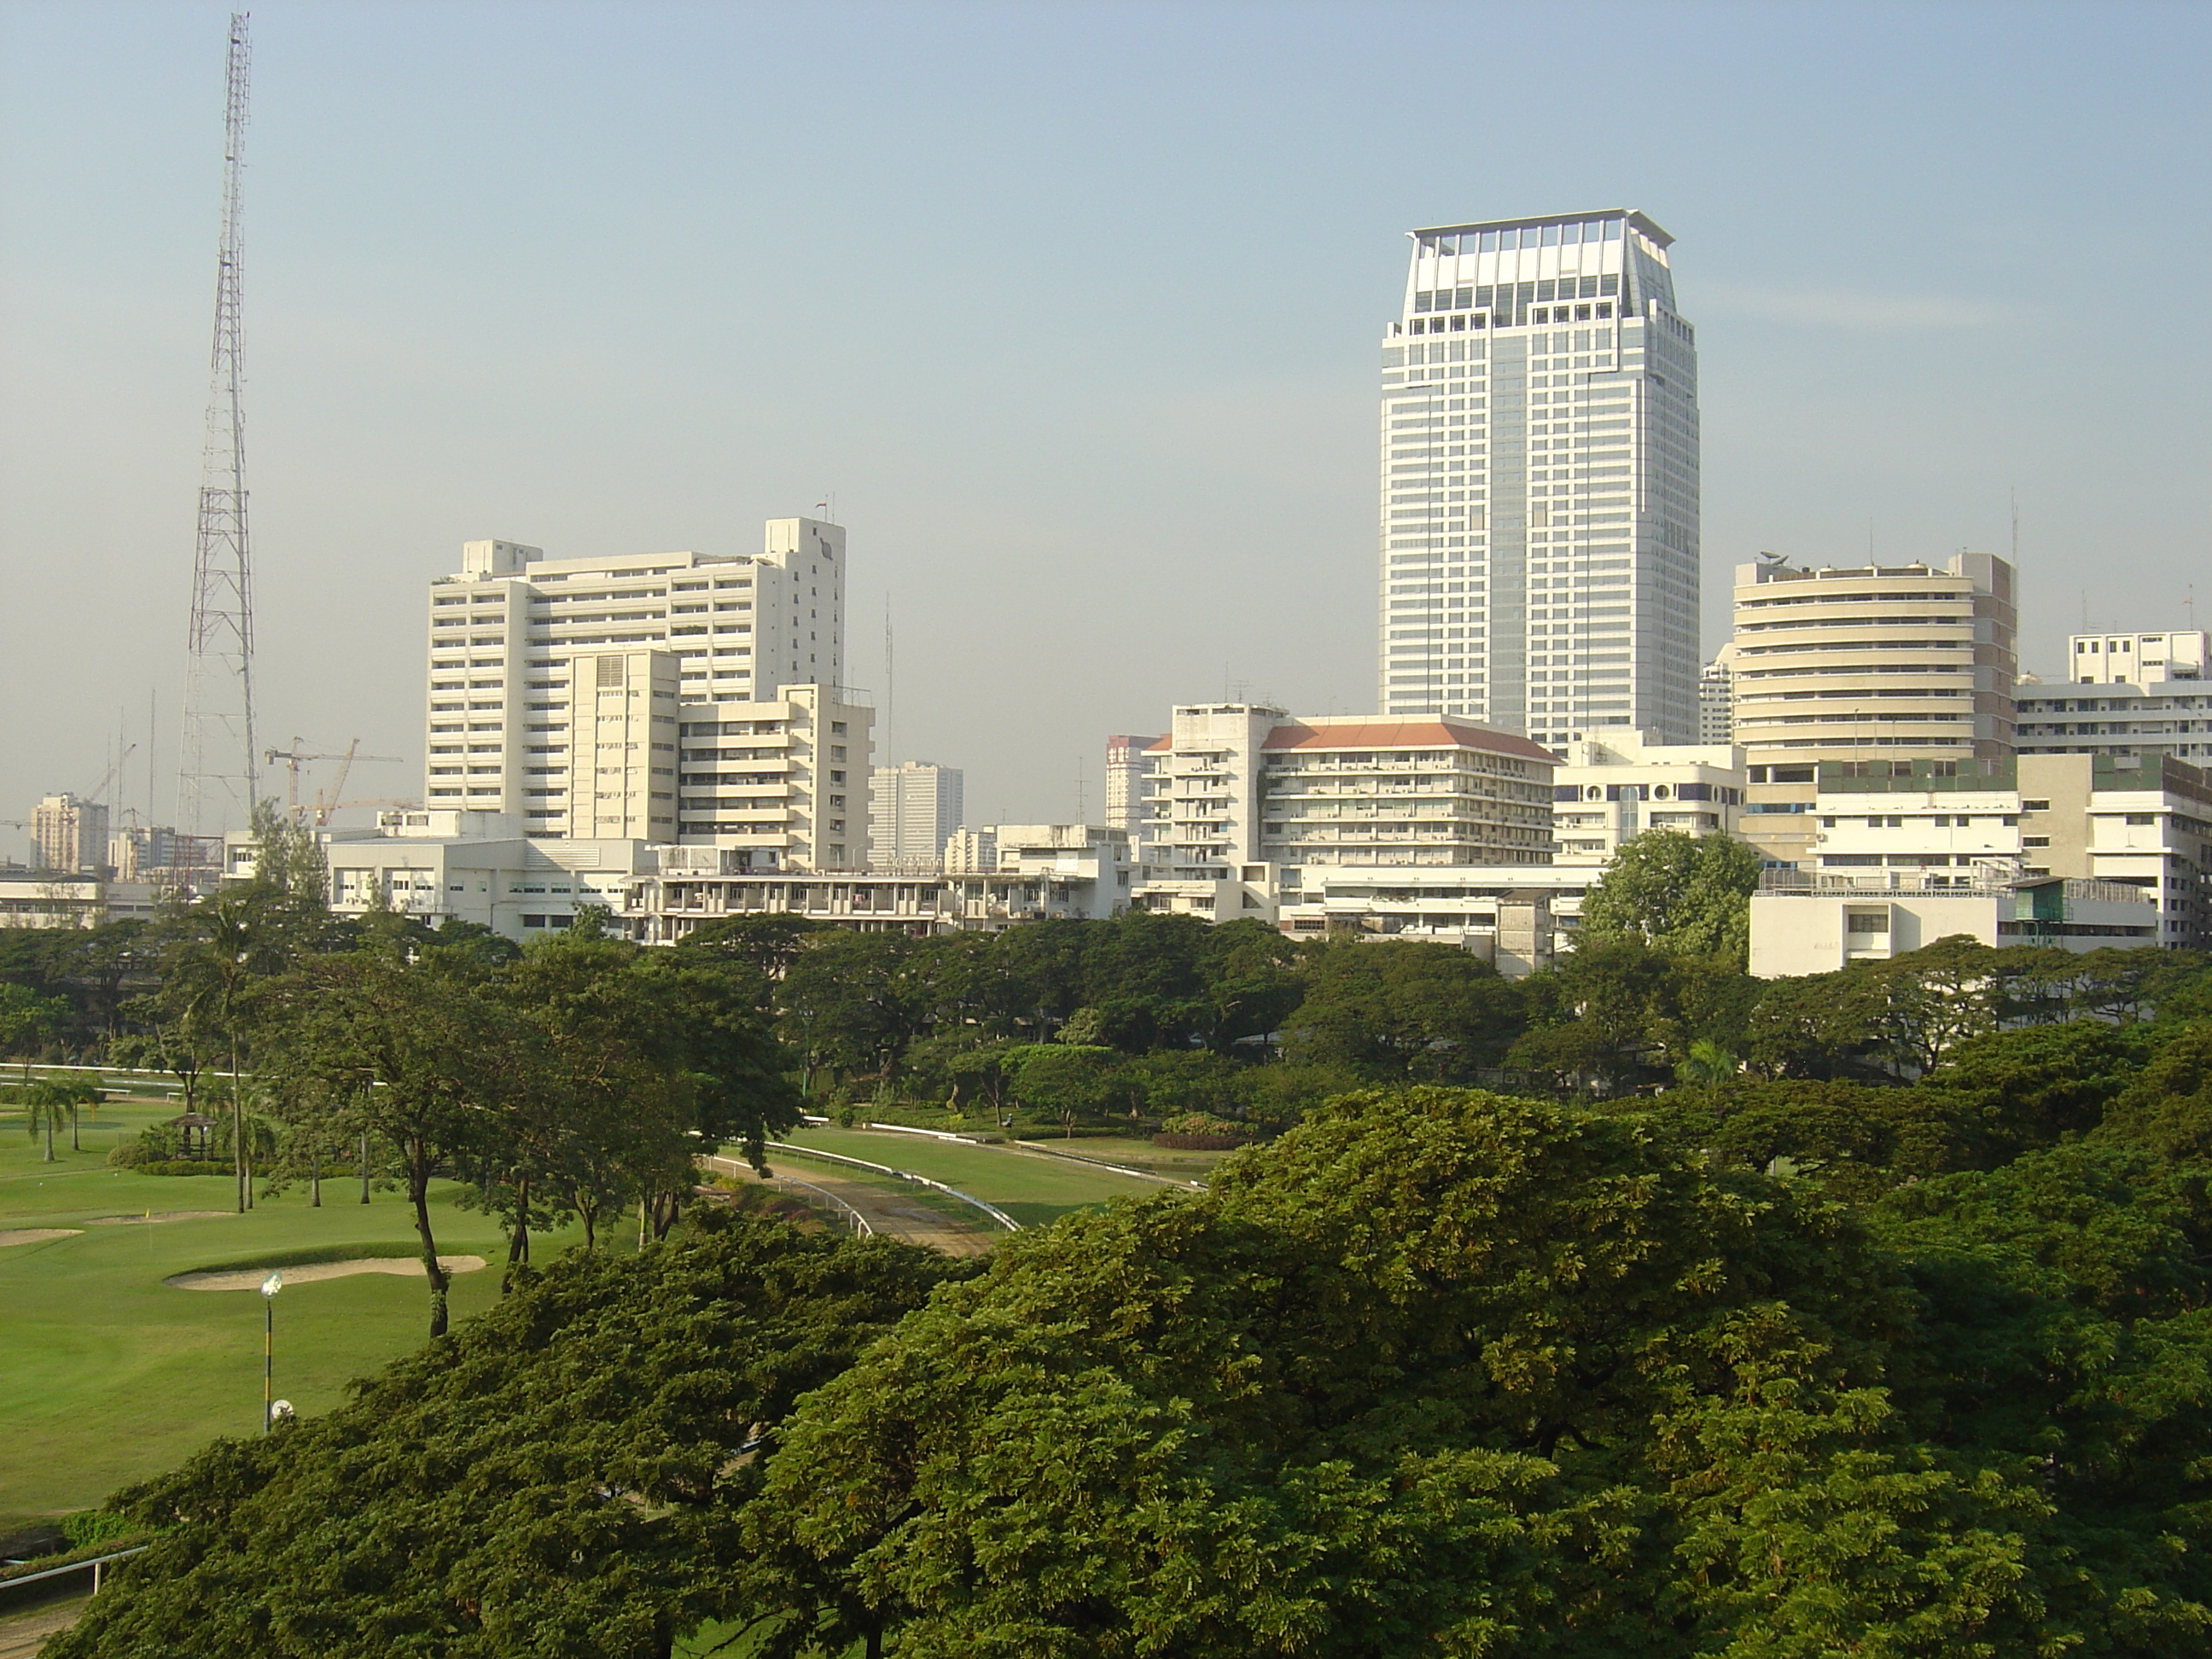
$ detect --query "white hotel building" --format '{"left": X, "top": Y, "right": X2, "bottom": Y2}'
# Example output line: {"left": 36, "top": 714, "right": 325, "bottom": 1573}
{"left": 1380, "top": 210, "right": 1701, "bottom": 748}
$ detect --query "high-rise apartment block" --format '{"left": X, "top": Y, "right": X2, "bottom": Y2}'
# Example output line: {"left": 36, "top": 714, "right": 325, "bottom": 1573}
{"left": 33, "top": 794, "right": 110, "bottom": 874}
{"left": 1378, "top": 211, "right": 1700, "bottom": 748}
{"left": 1104, "top": 735, "right": 1162, "bottom": 842}
{"left": 2066, "top": 630, "right": 2208, "bottom": 685}
{"left": 1730, "top": 553, "right": 2017, "bottom": 864}
{"left": 870, "top": 761, "right": 964, "bottom": 869}
{"left": 1698, "top": 645, "right": 1737, "bottom": 744}
{"left": 421, "top": 517, "right": 868, "bottom": 870}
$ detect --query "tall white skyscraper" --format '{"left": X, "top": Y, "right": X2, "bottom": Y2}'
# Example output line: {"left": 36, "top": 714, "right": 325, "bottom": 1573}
{"left": 1378, "top": 211, "right": 1701, "bottom": 746}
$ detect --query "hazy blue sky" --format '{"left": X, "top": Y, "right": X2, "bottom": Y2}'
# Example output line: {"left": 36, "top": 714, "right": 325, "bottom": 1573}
{"left": 3, "top": 0, "right": 2207, "bottom": 834}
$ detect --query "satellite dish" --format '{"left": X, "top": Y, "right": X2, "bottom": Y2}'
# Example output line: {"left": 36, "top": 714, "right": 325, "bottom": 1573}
{"left": 260, "top": 1272, "right": 283, "bottom": 1298}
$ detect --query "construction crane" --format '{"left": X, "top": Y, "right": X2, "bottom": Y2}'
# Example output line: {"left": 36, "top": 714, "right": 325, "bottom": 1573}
{"left": 260, "top": 738, "right": 403, "bottom": 825}
{"left": 79, "top": 744, "right": 139, "bottom": 806}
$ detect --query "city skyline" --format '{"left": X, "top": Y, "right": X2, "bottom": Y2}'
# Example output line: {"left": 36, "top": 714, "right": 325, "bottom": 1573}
{"left": 2, "top": 3, "right": 2207, "bottom": 828}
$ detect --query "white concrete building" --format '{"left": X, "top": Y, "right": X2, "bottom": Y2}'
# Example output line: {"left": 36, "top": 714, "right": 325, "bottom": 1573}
{"left": 0, "top": 872, "right": 160, "bottom": 928}
{"left": 675, "top": 684, "right": 874, "bottom": 871}
{"left": 623, "top": 823, "right": 1132, "bottom": 942}
{"left": 2067, "top": 630, "right": 2208, "bottom": 686}
{"left": 2016, "top": 680, "right": 2212, "bottom": 765}
{"left": 1698, "top": 644, "right": 1737, "bottom": 744}
{"left": 1549, "top": 731, "right": 1745, "bottom": 865}
{"left": 421, "top": 517, "right": 848, "bottom": 836}
{"left": 33, "top": 795, "right": 110, "bottom": 875}
{"left": 1750, "top": 873, "right": 2157, "bottom": 978}
{"left": 1803, "top": 751, "right": 2212, "bottom": 949}
{"left": 227, "top": 810, "right": 655, "bottom": 941}
{"left": 1731, "top": 552, "right": 2018, "bottom": 866}
{"left": 1104, "top": 734, "right": 1163, "bottom": 852}
{"left": 870, "top": 761, "right": 963, "bottom": 870}
{"left": 1132, "top": 703, "right": 1556, "bottom": 925}
{"left": 1379, "top": 210, "right": 1700, "bottom": 745}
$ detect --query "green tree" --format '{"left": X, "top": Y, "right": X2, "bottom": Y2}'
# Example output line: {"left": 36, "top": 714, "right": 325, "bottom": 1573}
{"left": 756, "top": 1086, "right": 2029, "bottom": 1656}
{"left": 255, "top": 945, "right": 532, "bottom": 1335}
{"left": 1580, "top": 827, "right": 1764, "bottom": 964}
{"left": 1003, "top": 1041, "right": 1122, "bottom": 1134}
{"left": 5, "top": 1077, "right": 96, "bottom": 1161}
{"left": 0, "top": 980, "right": 67, "bottom": 1082}
{"left": 48, "top": 1210, "right": 967, "bottom": 1659}
{"left": 1284, "top": 938, "right": 1523, "bottom": 1081}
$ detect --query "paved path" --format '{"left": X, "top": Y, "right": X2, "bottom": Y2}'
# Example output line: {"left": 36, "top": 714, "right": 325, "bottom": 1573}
{"left": 704, "top": 1156, "right": 994, "bottom": 1257}
{"left": 0, "top": 1594, "right": 85, "bottom": 1659}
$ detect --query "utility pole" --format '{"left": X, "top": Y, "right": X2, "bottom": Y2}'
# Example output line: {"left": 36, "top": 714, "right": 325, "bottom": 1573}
{"left": 178, "top": 12, "right": 259, "bottom": 835}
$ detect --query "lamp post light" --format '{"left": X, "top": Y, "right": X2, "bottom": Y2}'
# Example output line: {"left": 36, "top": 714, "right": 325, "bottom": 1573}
{"left": 259, "top": 1271, "right": 282, "bottom": 1432}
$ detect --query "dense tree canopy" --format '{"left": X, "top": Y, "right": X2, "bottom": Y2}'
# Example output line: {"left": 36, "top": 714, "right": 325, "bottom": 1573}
{"left": 49, "top": 1212, "right": 965, "bottom": 1659}
{"left": 59, "top": 1063, "right": 2212, "bottom": 1656}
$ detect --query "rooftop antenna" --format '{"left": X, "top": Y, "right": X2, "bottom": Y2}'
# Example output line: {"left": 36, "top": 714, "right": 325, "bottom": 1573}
{"left": 1074, "top": 758, "right": 1087, "bottom": 824}
{"left": 882, "top": 596, "right": 894, "bottom": 764}
{"left": 2010, "top": 487, "right": 2019, "bottom": 565}
{"left": 178, "top": 11, "right": 259, "bottom": 835}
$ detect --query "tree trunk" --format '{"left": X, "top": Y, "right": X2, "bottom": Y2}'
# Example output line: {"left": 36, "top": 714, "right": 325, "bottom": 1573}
{"left": 231, "top": 1040, "right": 247, "bottom": 1215}
{"left": 502, "top": 1177, "right": 530, "bottom": 1294}
{"left": 70, "top": 1108, "right": 80, "bottom": 1153}
{"left": 409, "top": 1154, "right": 451, "bottom": 1338}
{"left": 309, "top": 1138, "right": 321, "bottom": 1208}
{"left": 42, "top": 1114, "right": 55, "bottom": 1163}
{"left": 359, "top": 1129, "right": 370, "bottom": 1204}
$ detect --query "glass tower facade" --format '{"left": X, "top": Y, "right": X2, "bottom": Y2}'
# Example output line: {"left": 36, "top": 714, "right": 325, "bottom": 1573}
{"left": 1377, "top": 211, "right": 1700, "bottom": 746}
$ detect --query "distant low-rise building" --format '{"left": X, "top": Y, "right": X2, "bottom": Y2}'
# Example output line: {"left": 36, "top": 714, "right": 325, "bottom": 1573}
{"left": 622, "top": 823, "right": 1132, "bottom": 942}
{"left": 1750, "top": 871, "right": 2157, "bottom": 977}
{"left": 1548, "top": 731, "right": 1744, "bottom": 865}
{"left": 2066, "top": 629, "right": 2208, "bottom": 686}
{"left": 227, "top": 810, "right": 655, "bottom": 941}
{"left": 2015, "top": 680, "right": 2212, "bottom": 765}
{"left": 0, "top": 871, "right": 160, "bottom": 929}
{"left": 1800, "top": 751, "right": 2212, "bottom": 948}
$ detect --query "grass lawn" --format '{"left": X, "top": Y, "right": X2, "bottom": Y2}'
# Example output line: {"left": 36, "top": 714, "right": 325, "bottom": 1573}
{"left": 0, "top": 1096, "right": 604, "bottom": 1523}
{"left": 776, "top": 1126, "right": 1166, "bottom": 1228}
{"left": 1015, "top": 1134, "right": 1245, "bottom": 1185}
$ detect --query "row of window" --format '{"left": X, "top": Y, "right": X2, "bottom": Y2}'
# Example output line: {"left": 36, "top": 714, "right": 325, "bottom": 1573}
{"left": 1418, "top": 221, "right": 1625, "bottom": 255}
{"left": 1405, "top": 305, "right": 1614, "bottom": 335}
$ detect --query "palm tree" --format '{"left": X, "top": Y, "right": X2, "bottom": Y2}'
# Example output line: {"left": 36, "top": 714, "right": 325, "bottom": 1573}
{"left": 12, "top": 1081, "right": 89, "bottom": 1162}
{"left": 164, "top": 892, "right": 288, "bottom": 1213}
{"left": 1674, "top": 1037, "right": 1739, "bottom": 1096}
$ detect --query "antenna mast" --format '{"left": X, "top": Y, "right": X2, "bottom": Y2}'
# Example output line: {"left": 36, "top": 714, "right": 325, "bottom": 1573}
{"left": 179, "top": 11, "right": 259, "bottom": 835}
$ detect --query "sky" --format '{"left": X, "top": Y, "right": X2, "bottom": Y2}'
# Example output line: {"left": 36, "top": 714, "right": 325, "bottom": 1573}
{"left": 3, "top": 0, "right": 2208, "bottom": 837}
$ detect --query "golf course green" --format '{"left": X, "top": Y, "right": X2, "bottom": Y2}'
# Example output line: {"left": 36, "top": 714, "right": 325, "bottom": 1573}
{"left": 1, "top": 1100, "right": 1178, "bottom": 1525}
{"left": 0, "top": 1095, "right": 577, "bottom": 1522}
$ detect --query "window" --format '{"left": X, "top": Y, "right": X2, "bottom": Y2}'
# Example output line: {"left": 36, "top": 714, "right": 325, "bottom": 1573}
{"left": 2023, "top": 836, "right": 2051, "bottom": 847}
{"left": 1847, "top": 912, "right": 1889, "bottom": 934}
{"left": 2022, "top": 799, "right": 2051, "bottom": 812}
{"left": 2127, "top": 813, "right": 2157, "bottom": 825}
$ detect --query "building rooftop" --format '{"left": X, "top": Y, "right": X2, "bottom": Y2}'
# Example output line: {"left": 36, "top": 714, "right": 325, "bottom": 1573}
{"left": 1409, "top": 209, "right": 1673, "bottom": 247}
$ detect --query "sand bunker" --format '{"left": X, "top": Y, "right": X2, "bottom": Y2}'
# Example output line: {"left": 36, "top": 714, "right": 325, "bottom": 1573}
{"left": 0, "top": 1228, "right": 83, "bottom": 1248}
{"left": 166, "top": 1254, "right": 487, "bottom": 1291}
{"left": 86, "top": 1211, "right": 232, "bottom": 1225}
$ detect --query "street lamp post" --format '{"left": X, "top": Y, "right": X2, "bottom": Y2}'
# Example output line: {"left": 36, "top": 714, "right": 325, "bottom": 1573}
{"left": 259, "top": 1271, "right": 282, "bottom": 1432}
